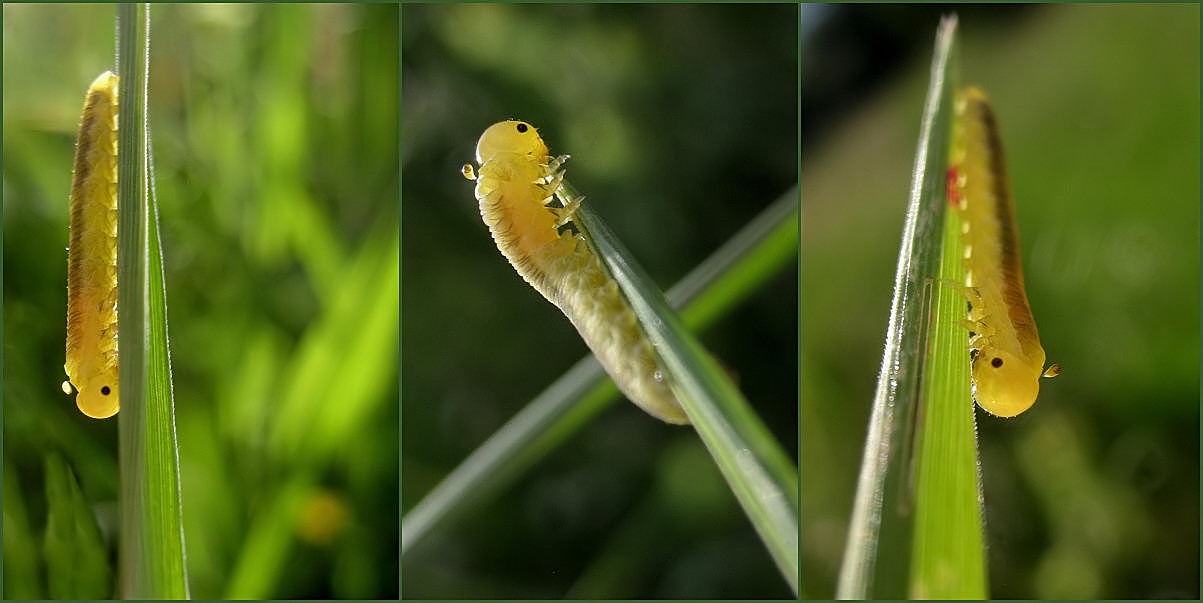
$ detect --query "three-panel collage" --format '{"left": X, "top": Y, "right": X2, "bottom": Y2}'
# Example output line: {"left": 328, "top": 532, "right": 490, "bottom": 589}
{"left": 1, "top": 3, "right": 1197, "bottom": 600}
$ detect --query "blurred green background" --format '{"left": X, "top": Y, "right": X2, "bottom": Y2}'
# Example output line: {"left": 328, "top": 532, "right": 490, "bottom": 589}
{"left": 802, "top": 4, "right": 1198, "bottom": 599}
{"left": 401, "top": 4, "right": 797, "bottom": 598}
{"left": 3, "top": 4, "right": 398, "bottom": 599}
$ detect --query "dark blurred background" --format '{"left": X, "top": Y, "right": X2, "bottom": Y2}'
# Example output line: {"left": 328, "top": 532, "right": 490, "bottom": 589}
{"left": 4, "top": 4, "right": 398, "bottom": 598}
{"left": 401, "top": 4, "right": 797, "bottom": 598}
{"left": 802, "top": 4, "right": 1198, "bottom": 599}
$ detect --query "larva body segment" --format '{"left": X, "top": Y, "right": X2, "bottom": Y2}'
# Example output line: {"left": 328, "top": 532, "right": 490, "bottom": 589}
{"left": 465, "top": 120, "right": 687, "bottom": 424}
{"left": 64, "top": 71, "right": 120, "bottom": 419}
{"left": 949, "top": 87, "right": 1055, "bottom": 418}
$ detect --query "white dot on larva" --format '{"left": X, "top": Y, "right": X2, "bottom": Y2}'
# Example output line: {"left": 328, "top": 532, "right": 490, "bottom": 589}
{"left": 653, "top": 370, "right": 664, "bottom": 383}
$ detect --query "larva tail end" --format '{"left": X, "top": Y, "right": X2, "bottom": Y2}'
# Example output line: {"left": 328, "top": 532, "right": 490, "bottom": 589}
{"left": 643, "top": 401, "right": 690, "bottom": 425}
{"left": 630, "top": 373, "right": 690, "bottom": 425}
{"left": 959, "top": 86, "right": 989, "bottom": 103}
{"left": 657, "top": 413, "right": 691, "bottom": 426}
{"left": 91, "top": 70, "right": 118, "bottom": 92}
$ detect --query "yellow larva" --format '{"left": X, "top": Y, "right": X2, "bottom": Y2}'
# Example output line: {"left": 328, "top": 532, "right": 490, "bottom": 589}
{"left": 947, "top": 87, "right": 1059, "bottom": 418}
{"left": 462, "top": 120, "right": 687, "bottom": 424}
{"left": 62, "top": 71, "right": 119, "bottom": 419}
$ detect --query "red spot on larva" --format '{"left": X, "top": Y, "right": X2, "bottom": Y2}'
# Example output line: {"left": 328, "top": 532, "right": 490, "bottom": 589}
{"left": 945, "top": 165, "right": 960, "bottom": 207}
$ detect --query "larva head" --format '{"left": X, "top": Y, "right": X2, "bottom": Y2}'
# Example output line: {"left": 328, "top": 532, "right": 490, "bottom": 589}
{"left": 63, "top": 363, "right": 119, "bottom": 419}
{"left": 475, "top": 120, "right": 549, "bottom": 165}
{"left": 971, "top": 348, "right": 1042, "bottom": 418}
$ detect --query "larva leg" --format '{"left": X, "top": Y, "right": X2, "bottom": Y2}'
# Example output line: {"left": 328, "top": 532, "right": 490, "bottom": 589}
{"left": 934, "top": 277, "right": 979, "bottom": 305}
{"left": 534, "top": 155, "right": 583, "bottom": 227}
{"left": 942, "top": 279, "right": 982, "bottom": 308}
{"left": 553, "top": 195, "right": 584, "bottom": 227}
{"left": 962, "top": 312, "right": 995, "bottom": 338}
{"left": 544, "top": 166, "right": 583, "bottom": 228}
{"left": 931, "top": 277, "right": 997, "bottom": 351}
{"left": 934, "top": 278, "right": 979, "bottom": 325}
{"left": 967, "top": 330, "right": 987, "bottom": 351}
{"left": 546, "top": 153, "right": 571, "bottom": 173}
{"left": 541, "top": 169, "right": 563, "bottom": 191}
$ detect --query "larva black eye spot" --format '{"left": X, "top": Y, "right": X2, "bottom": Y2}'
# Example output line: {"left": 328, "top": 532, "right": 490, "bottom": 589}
{"left": 101, "top": 385, "right": 111, "bottom": 395}
{"left": 991, "top": 357, "right": 1003, "bottom": 369}
{"left": 516, "top": 123, "right": 528, "bottom": 133}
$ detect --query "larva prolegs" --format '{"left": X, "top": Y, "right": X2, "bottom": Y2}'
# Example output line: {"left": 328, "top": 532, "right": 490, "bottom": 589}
{"left": 63, "top": 71, "right": 120, "bottom": 419}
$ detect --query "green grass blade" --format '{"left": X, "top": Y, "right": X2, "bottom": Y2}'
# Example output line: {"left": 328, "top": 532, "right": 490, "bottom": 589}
{"left": 115, "top": 4, "right": 189, "bottom": 598}
{"left": 42, "top": 454, "right": 112, "bottom": 599}
{"left": 669, "top": 188, "right": 799, "bottom": 329}
{"left": 225, "top": 221, "right": 399, "bottom": 599}
{"left": 3, "top": 459, "right": 41, "bottom": 599}
{"left": 836, "top": 15, "right": 960, "bottom": 599}
{"left": 399, "top": 350, "right": 618, "bottom": 548}
{"left": 908, "top": 189, "right": 986, "bottom": 599}
{"left": 223, "top": 478, "right": 315, "bottom": 599}
{"left": 402, "top": 192, "right": 799, "bottom": 576}
{"left": 569, "top": 182, "right": 799, "bottom": 593}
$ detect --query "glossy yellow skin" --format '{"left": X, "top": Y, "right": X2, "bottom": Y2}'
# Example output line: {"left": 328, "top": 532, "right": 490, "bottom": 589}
{"left": 64, "top": 71, "right": 120, "bottom": 419}
{"left": 949, "top": 88, "right": 1056, "bottom": 418}
{"left": 464, "top": 120, "right": 687, "bottom": 424}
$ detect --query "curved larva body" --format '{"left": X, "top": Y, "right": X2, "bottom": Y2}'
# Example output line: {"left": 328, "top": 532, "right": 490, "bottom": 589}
{"left": 64, "top": 71, "right": 119, "bottom": 419}
{"left": 464, "top": 120, "right": 687, "bottom": 424}
{"left": 948, "top": 87, "right": 1056, "bottom": 418}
